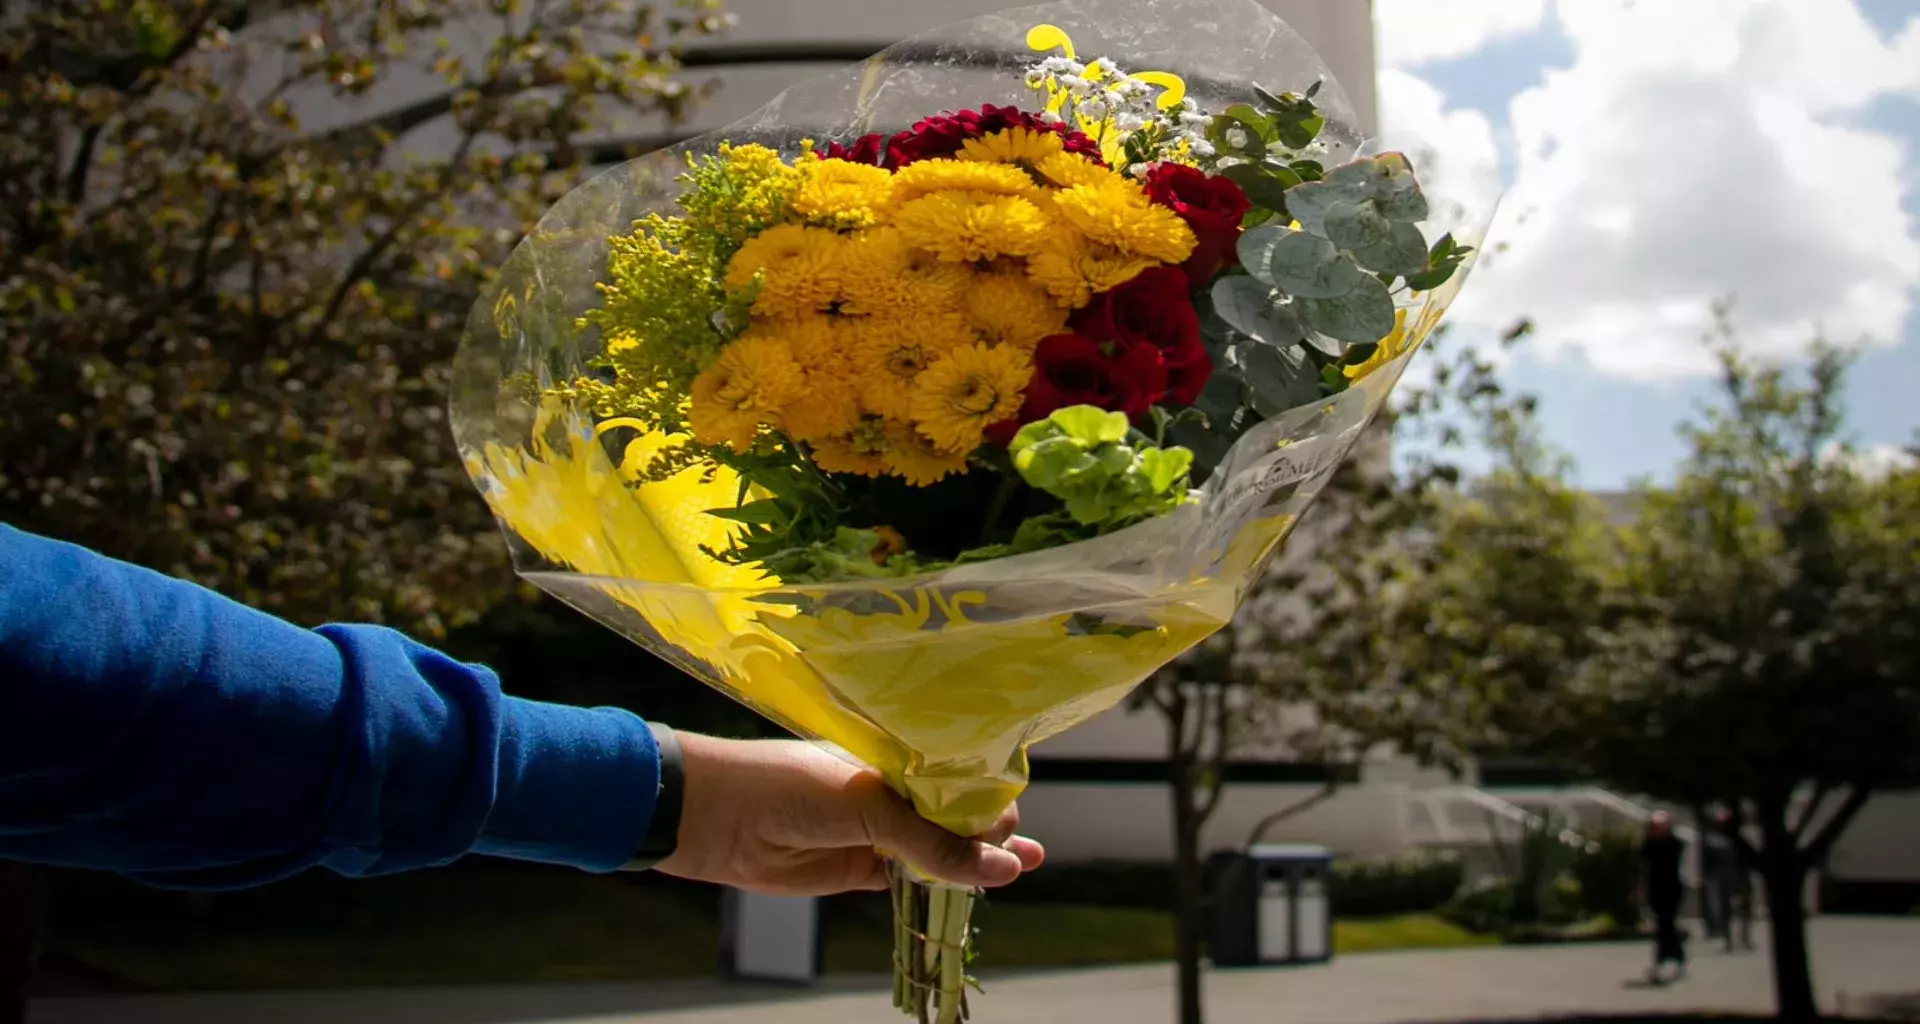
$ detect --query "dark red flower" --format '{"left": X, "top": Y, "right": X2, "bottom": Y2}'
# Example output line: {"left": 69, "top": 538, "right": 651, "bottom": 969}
{"left": 1144, "top": 163, "right": 1251, "bottom": 286}
{"left": 986, "top": 334, "right": 1167, "bottom": 445}
{"left": 820, "top": 133, "right": 889, "bottom": 166}
{"left": 885, "top": 104, "right": 1104, "bottom": 168}
{"left": 1071, "top": 266, "right": 1212, "bottom": 404}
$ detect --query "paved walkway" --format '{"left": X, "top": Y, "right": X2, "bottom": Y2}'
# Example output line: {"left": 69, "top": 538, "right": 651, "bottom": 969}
{"left": 28, "top": 917, "right": 1920, "bottom": 1024}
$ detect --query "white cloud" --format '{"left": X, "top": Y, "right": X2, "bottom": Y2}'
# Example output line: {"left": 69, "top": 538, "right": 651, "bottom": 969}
{"left": 1376, "top": 68, "right": 1503, "bottom": 240}
{"left": 1373, "top": 0, "right": 1549, "bottom": 69}
{"left": 1822, "top": 441, "right": 1919, "bottom": 479}
{"left": 1452, "top": 0, "right": 1920, "bottom": 380}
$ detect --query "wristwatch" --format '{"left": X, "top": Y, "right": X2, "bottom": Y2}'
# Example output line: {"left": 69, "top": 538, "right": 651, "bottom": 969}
{"left": 622, "top": 723, "right": 685, "bottom": 871}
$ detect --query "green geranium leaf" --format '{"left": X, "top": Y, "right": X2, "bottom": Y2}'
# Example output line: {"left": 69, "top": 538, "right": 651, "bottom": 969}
{"left": 1052, "top": 405, "right": 1130, "bottom": 444}
{"left": 1325, "top": 200, "right": 1430, "bottom": 276}
{"left": 1137, "top": 447, "right": 1195, "bottom": 493}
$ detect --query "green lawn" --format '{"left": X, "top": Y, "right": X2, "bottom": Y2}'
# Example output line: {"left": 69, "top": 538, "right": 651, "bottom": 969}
{"left": 1333, "top": 913, "right": 1500, "bottom": 954}
{"left": 46, "top": 865, "right": 1489, "bottom": 992}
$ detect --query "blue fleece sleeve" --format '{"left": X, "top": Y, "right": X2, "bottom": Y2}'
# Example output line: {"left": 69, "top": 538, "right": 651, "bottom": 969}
{"left": 0, "top": 523, "right": 660, "bottom": 889}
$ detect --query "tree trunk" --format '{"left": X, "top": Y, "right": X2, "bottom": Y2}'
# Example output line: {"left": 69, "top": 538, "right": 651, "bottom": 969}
{"left": 1170, "top": 759, "right": 1206, "bottom": 1024}
{"left": 1760, "top": 854, "right": 1818, "bottom": 1020}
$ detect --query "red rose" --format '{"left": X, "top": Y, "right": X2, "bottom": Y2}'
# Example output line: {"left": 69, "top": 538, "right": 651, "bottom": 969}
{"left": 985, "top": 334, "right": 1166, "bottom": 446}
{"left": 1071, "top": 266, "right": 1212, "bottom": 404}
{"left": 820, "top": 133, "right": 888, "bottom": 166}
{"left": 885, "top": 105, "right": 1104, "bottom": 168}
{"left": 1144, "top": 163, "right": 1251, "bottom": 286}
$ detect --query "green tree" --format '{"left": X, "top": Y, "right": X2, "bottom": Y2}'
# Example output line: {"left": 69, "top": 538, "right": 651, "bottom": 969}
{"left": 0, "top": 0, "right": 726, "bottom": 634}
{"left": 1137, "top": 324, "right": 1534, "bottom": 1024}
{"left": 1561, "top": 340, "right": 1920, "bottom": 1019}
{"left": 1402, "top": 329, "right": 1919, "bottom": 1019}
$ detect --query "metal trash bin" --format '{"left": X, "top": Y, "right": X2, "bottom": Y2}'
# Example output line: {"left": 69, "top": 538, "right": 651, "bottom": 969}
{"left": 718, "top": 888, "right": 823, "bottom": 984}
{"left": 1208, "top": 843, "right": 1334, "bottom": 967}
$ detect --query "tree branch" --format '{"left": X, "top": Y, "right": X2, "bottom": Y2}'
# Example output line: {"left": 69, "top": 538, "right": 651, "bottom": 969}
{"left": 1194, "top": 684, "right": 1232, "bottom": 826}
{"left": 1800, "top": 787, "right": 1872, "bottom": 870}
{"left": 1790, "top": 782, "right": 1833, "bottom": 841}
{"left": 1245, "top": 777, "right": 1341, "bottom": 847}
{"left": 64, "top": 123, "right": 104, "bottom": 204}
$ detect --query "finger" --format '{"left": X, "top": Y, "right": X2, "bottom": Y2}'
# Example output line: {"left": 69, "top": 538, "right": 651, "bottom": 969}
{"left": 866, "top": 799, "right": 1023, "bottom": 889}
{"left": 979, "top": 803, "right": 1021, "bottom": 846}
{"left": 1005, "top": 835, "right": 1046, "bottom": 872}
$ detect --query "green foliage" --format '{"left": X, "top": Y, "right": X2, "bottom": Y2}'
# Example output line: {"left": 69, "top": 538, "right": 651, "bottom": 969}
{"left": 1008, "top": 407, "right": 1194, "bottom": 528}
{"left": 1503, "top": 811, "right": 1576, "bottom": 926}
{"left": 1330, "top": 850, "right": 1466, "bottom": 917}
{"left": 0, "top": 0, "right": 725, "bottom": 633}
{"left": 1571, "top": 829, "right": 1645, "bottom": 928}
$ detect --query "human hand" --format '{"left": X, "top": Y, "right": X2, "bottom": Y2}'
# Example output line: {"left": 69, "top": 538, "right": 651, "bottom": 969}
{"left": 656, "top": 733, "right": 1047, "bottom": 897}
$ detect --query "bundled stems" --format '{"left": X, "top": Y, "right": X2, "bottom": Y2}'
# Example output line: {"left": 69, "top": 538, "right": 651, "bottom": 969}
{"left": 890, "top": 862, "right": 976, "bottom": 1024}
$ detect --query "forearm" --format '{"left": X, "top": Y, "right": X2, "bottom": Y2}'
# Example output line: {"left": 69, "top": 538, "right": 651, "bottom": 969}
{"left": 0, "top": 524, "right": 662, "bottom": 889}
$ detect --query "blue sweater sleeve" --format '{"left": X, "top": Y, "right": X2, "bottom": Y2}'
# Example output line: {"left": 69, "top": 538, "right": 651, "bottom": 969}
{"left": 0, "top": 524, "right": 661, "bottom": 889}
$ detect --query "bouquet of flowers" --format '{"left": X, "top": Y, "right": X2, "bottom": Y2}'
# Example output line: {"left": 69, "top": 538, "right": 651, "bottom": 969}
{"left": 452, "top": 0, "right": 1490, "bottom": 1019}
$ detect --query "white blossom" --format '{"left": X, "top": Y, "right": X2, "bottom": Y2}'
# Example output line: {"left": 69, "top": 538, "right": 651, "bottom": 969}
{"left": 1024, "top": 70, "right": 1047, "bottom": 89}
{"left": 1115, "top": 112, "right": 1148, "bottom": 132}
{"left": 1224, "top": 126, "right": 1249, "bottom": 149}
{"left": 1090, "top": 57, "right": 1119, "bottom": 77}
{"left": 1188, "top": 139, "right": 1216, "bottom": 158}
{"left": 1078, "top": 97, "right": 1109, "bottom": 119}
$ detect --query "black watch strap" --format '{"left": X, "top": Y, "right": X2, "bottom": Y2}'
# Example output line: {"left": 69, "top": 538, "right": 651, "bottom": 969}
{"left": 622, "top": 724, "right": 684, "bottom": 871}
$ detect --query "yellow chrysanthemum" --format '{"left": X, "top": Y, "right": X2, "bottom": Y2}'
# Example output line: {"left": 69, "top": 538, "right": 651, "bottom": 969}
{"left": 909, "top": 341, "right": 1032, "bottom": 452}
{"left": 724, "top": 224, "right": 846, "bottom": 320}
{"left": 883, "top": 421, "right": 974, "bottom": 486}
{"left": 835, "top": 227, "right": 972, "bottom": 316}
{"left": 855, "top": 315, "right": 973, "bottom": 419}
{"left": 777, "top": 316, "right": 865, "bottom": 441}
{"left": 892, "top": 159, "right": 1041, "bottom": 204}
{"left": 1026, "top": 229, "right": 1160, "bottom": 308}
{"left": 1344, "top": 308, "right": 1411, "bottom": 383}
{"left": 810, "top": 413, "right": 897, "bottom": 478}
{"left": 687, "top": 331, "right": 805, "bottom": 452}
{"left": 964, "top": 272, "right": 1069, "bottom": 348}
{"left": 1049, "top": 180, "right": 1196, "bottom": 265}
{"left": 1034, "top": 150, "right": 1128, "bottom": 191}
{"left": 958, "top": 127, "right": 1067, "bottom": 170}
{"left": 894, "top": 193, "right": 1050, "bottom": 263}
{"left": 791, "top": 158, "right": 896, "bottom": 230}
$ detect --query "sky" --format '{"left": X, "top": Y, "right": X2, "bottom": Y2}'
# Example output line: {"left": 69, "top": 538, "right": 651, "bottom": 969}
{"left": 1372, "top": 0, "right": 1920, "bottom": 488}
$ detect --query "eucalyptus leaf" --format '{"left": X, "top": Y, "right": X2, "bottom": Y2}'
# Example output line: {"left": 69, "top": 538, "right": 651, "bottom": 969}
{"left": 1234, "top": 341, "right": 1322, "bottom": 414}
{"left": 1210, "top": 276, "right": 1307, "bottom": 347}
{"left": 1300, "top": 329, "right": 1346, "bottom": 359}
{"left": 1241, "top": 227, "right": 1372, "bottom": 300}
{"left": 1295, "top": 276, "right": 1397, "bottom": 342}
{"left": 1325, "top": 200, "right": 1430, "bottom": 276}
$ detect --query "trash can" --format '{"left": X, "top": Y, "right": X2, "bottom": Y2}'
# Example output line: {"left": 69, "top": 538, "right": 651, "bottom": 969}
{"left": 718, "top": 888, "right": 823, "bottom": 985}
{"left": 1208, "top": 843, "right": 1334, "bottom": 967}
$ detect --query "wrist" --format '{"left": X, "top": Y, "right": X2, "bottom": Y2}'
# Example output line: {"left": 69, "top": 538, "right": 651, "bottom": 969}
{"left": 623, "top": 723, "right": 684, "bottom": 871}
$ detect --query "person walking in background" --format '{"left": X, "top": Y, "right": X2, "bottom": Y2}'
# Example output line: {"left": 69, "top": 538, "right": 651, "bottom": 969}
{"left": 1711, "top": 808, "right": 1756, "bottom": 953}
{"left": 1638, "top": 810, "right": 1689, "bottom": 983}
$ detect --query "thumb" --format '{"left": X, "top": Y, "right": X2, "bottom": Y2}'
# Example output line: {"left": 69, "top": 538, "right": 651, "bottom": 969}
{"left": 866, "top": 798, "right": 1024, "bottom": 889}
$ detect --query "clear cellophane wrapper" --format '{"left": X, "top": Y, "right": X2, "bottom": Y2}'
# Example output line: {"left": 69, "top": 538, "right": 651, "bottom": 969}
{"left": 450, "top": 0, "right": 1490, "bottom": 1015}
